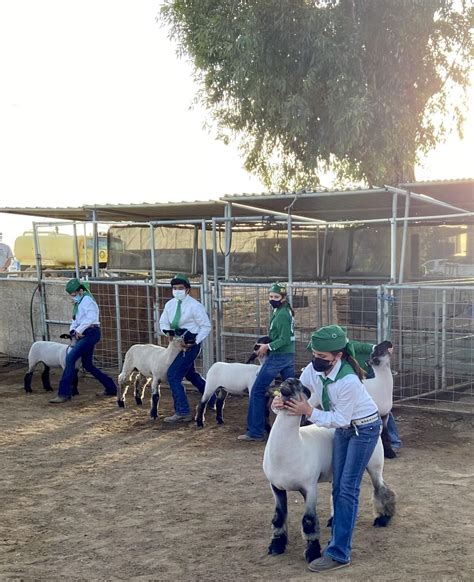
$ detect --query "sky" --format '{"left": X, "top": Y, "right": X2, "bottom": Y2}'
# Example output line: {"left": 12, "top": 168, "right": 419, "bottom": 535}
{"left": 0, "top": 0, "right": 472, "bottom": 248}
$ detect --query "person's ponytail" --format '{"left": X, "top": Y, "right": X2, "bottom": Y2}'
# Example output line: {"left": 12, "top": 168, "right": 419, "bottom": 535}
{"left": 331, "top": 347, "right": 366, "bottom": 381}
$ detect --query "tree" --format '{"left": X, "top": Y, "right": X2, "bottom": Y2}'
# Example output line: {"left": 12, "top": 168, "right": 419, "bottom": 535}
{"left": 161, "top": 1, "right": 473, "bottom": 190}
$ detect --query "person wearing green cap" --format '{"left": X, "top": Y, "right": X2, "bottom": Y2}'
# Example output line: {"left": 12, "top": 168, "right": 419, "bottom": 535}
{"left": 275, "top": 324, "right": 382, "bottom": 573}
{"left": 49, "top": 279, "right": 117, "bottom": 403}
{"left": 159, "top": 274, "right": 214, "bottom": 422}
{"left": 238, "top": 282, "right": 295, "bottom": 442}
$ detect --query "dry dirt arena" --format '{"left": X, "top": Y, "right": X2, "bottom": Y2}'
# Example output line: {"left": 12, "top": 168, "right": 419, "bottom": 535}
{"left": 1, "top": 362, "right": 473, "bottom": 582}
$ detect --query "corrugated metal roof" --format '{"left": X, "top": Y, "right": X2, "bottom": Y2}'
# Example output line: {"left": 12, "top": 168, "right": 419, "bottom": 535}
{"left": 0, "top": 180, "right": 472, "bottom": 223}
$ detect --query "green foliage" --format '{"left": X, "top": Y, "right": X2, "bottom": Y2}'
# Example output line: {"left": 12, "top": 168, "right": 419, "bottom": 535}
{"left": 161, "top": 0, "right": 473, "bottom": 189}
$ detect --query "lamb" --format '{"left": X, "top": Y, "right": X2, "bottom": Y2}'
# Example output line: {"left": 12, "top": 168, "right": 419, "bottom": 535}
{"left": 194, "top": 335, "right": 270, "bottom": 428}
{"left": 263, "top": 377, "right": 396, "bottom": 563}
{"left": 363, "top": 340, "right": 396, "bottom": 458}
{"left": 117, "top": 336, "right": 186, "bottom": 419}
{"left": 24, "top": 334, "right": 79, "bottom": 394}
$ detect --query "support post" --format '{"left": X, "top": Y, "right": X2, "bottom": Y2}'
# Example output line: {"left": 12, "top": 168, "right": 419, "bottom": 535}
{"left": 390, "top": 193, "right": 398, "bottom": 283}
{"left": 32, "top": 222, "right": 48, "bottom": 341}
{"left": 398, "top": 191, "right": 411, "bottom": 283}
{"left": 224, "top": 202, "right": 232, "bottom": 280}
{"left": 201, "top": 220, "right": 213, "bottom": 369}
{"left": 92, "top": 210, "right": 99, "bottom": 277}
{"left": 212, "top": 218, "right": 222, "bottom": 362}
{"left": 114, "top": 283, "right": 123, "bottom": 370}
{"left": 287, "top": 213, "right": 293, "bottom": 305}
{"left": 72, "top": 222, "right": 80, "bottom": 280}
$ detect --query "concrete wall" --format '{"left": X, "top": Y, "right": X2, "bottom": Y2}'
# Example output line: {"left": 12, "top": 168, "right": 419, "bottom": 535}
{"left": 0, "top": 279, "right": 71, "bottom": 359}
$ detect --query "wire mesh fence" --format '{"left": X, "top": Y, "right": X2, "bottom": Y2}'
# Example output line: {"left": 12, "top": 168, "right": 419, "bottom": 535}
{"left": 1, "top": 277, "right": 472, "bottom": 414}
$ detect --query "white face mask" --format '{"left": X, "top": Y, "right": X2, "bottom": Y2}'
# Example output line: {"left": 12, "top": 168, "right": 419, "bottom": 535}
{"left": 172, "top": 289, "right": 187, "bottom": 301}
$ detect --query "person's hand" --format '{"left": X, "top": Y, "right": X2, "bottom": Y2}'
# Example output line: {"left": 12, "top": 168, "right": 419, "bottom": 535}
{"left": 272, "top": 395, "right": 285, "bottom": 410}
{"left": 284, "top": 398, "right": 313, "bottom": 417}
{"left": 257, "top": 343, "right": 270, "bottom": 359}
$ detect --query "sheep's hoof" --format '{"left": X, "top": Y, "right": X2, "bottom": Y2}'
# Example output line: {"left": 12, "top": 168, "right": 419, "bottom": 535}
{"left": 117, "top": 400, "right": 125, "bottom": 408}
{"left": 43, "top": 387, "right": 54, "bottom": 392}
{"left": 24, "top": 387, "right": 33, "bottom": 393}
{"left": 384, "top": 448, "right": 397, "bottom": 459}
{"left": 149, "top": 411, "right": 158, "bottom": 420}
{"left": 216, "top": 418, "right": 224, "bottom": 425}
{"left": 268, "top": 534, "right": 287, "bottom": 556}
{"left": 373, "top": 515, "right": 391, "bottom": 527}
{"left": 135, "top": 397, "right": 143, "bottom": 406}
{"left": 196, "top": 420, "right": 204, "bottom": 429}
{"left": 326, "top": 516, "right": 333, "bottom": 528}
{"left": 304, "top": 540, "right": 321, "bottom": 563}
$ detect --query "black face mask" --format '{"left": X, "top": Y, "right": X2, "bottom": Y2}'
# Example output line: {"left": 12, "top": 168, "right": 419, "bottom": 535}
{"left": 312, "top": 356, "right": 334, "bottom": 372}
{"left": 269, "top": 299, "right": 283, "bottom": 309}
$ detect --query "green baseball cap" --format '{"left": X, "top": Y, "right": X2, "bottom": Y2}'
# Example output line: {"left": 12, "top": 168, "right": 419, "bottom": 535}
{"left": 171, "top": 273, "right": 191, "bottom": 288}
{"left": 307, "top": 324, "right": 349, "bottom": 353}
{"left": 65, "top": 278, "right": 81, "bottom": 294}
{"left": 270, "top": 282, "right": 287, "bottom": 295}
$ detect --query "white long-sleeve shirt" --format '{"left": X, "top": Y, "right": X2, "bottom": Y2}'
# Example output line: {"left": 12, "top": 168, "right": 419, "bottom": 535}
{"left": 159, "top": 294, "right": 211, "bottom": 345}
{"left": 300, "top": 360, "right": 378, "bottom": 429}
{"left": 69, "top": 295, "right": 100, "bottom": 335}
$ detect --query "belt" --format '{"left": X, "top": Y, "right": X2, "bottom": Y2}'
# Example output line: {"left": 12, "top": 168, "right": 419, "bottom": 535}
{"left": 352, "top": 412, "right": 380, "bottom": 426}
{"left": 86, "top": 324, "right": 100, "bottom": 329}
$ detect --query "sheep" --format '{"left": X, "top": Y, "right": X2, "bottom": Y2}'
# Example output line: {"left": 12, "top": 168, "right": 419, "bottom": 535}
{"left": 263, "top": 377, "right": 396, "bottom": 563}
{"left": 117, "top": 336, "right": 186, "bottom": 419}
{"left": 24, "top": 334, "right": 79, "bottom": 395}
{"left": 194, "top": 335, "right": 270, "bottom": 429}
{"left": 363, "top": 340, "right": 396, "bottom": 458}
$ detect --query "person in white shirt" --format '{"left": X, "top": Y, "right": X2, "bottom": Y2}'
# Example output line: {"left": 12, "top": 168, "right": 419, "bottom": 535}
{"left": 159, "top": 273, "right": 214, "bottom": 423}
{"left": 49, "top": 279, "right": 117, "bottom": 404}
{"left": 273, "top": 324, "right": 382, "bottom": 574}
{"left": 0, "top": 233, "right": 14, "bottom": 272}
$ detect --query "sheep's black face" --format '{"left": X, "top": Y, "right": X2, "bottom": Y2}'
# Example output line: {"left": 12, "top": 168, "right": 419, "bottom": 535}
{"left": 367, "top": 340, "right": 393, "bottom": 367}
{"left": 279, "top": 378, "right": 311, "bottom": 403}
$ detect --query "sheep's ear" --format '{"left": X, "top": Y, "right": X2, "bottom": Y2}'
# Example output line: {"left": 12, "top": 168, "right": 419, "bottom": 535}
{"left": 302, "top": 386, "right": 312, "bottom": 399}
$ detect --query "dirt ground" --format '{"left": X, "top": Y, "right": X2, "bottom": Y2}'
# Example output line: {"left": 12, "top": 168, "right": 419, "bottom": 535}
{"left": 1, "top": 362, "right": 473, "bottom": 582}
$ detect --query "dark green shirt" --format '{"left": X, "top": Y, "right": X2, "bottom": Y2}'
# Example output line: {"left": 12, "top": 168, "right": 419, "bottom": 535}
{"left": 268, "top": 305, "right": 295, "bottom": 354}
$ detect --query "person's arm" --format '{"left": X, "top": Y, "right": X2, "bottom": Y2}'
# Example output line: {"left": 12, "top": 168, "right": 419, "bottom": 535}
{"left": 159, "top": 302, "right": 171, "bottom": 333}
{"left": 193, "top": 302, "right": 211, "bottom": 345}
{"left": 285, "top": 377, "right": 358, "bottom": 429}
{"left": 75, "top": 297, "right": 99, "bottom": 335}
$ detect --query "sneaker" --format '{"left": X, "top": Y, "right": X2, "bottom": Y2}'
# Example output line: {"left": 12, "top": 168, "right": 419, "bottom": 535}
{"left": 163, "top": 413, "right": 193, "bottom": 423}
{"left": 308, "top": 554, "right": 350, "bottom": 573}
{"left": 49, "top": 396, "right": 71, "bottom": 404}
{"left": 237, "top": 434, "right": 265, "bottom": 442}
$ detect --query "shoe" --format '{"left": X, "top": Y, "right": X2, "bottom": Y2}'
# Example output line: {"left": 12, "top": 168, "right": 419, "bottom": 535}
{"left": 308, "top": 554, "right": 350, "bottom": 573}
{"left": 96, "top": 392, "right": 117, "bottom": 398}
{"left": 49, "top": 396, "right": 71, "bottom": 404}
{"left": 163, "top": 413, "right": 193, "bottom": 423}
{"left": 237, "top": 434, "right": 265, "bottom": 442}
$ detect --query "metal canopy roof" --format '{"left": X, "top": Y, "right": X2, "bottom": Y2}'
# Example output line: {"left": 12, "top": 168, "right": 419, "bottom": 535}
{"left": 0, "top": 180, "right": 472, "bottom": 223}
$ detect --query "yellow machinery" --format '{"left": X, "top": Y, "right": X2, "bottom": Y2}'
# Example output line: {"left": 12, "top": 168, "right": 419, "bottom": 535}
{"left": 14, "top": 232, "right": 108, "bottom": 269}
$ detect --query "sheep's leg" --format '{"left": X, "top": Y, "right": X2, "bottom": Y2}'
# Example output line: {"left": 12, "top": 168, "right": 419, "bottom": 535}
{"left": 381, "top": 414, "right": 397, "bottom": 459}
{"left": 116, "top": 371, "right": 131, "bottom": 408}
{"left": 264, "top": 392, "right": 272, "bottom": 434}
{"left": 195, "top": 398, "right": 207, "bottom": 428}
{"left": 41, "top": 365, "right": 53, "bottom": 392}
{"left": 215, "top": 388, "right": 228, "bottom": 425}
{"left": 366, "top": 439, "right": 396, "bottom": 527}
{"left": 137, "top": 377, "right": 151, "bottom": 406}
{"left": 133, "top": 372, "right": 143, "bottom": 405}
{"left": 268, "top": 484, "right": 288, "bottom": 556}
{"left": 300, "top": 487, "right": 322, "bottom": 562}
{"left": 149, "top": 377, "right": 160, "bottom": 420}
{"left": 71, "top": 369, "right": 79, "bottom": 396}
{"left": 24, "top": 367, "right": 34, "bottom": 393}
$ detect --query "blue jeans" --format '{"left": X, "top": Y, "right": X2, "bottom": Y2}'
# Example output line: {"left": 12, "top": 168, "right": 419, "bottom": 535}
{"left": 326, "top": 419, "right": 382, "bottom": 564}
{"left": 246, "top": 352, "right": 295, "bottom": 438}
{"left": 58, "top": 327, "right": 117, "bottom": 398}
{"left": 167, "top": 344, "right": 215, "bottom": 415}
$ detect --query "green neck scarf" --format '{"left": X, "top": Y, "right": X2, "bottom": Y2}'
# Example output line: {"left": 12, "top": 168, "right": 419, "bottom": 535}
{"left": 320, "top": 361, "right": 354, "bottom": 411}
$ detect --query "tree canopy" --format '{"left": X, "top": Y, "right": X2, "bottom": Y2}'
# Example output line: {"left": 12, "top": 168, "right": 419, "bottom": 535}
{"left": 161, "top": 1, "right": 473, "bottom": 190}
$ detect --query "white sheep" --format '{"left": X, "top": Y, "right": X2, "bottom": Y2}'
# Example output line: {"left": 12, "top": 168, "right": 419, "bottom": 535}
{"left": 195, "top": 362, "right": 260, "bottom": 428}
{"left": 194, "top": 335, "right": 270, "bottom": 428}
{"left": 363, "top": 340, "right": 396, "bottom": 458}
{"left": 117, "top": 337, "right": 185, "bottom": 419}
{"left": 24, "top": 334, "right": 79, "bottom": 394}
{"left": 263, "top": 377, "right": 396, "bottom": 563}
